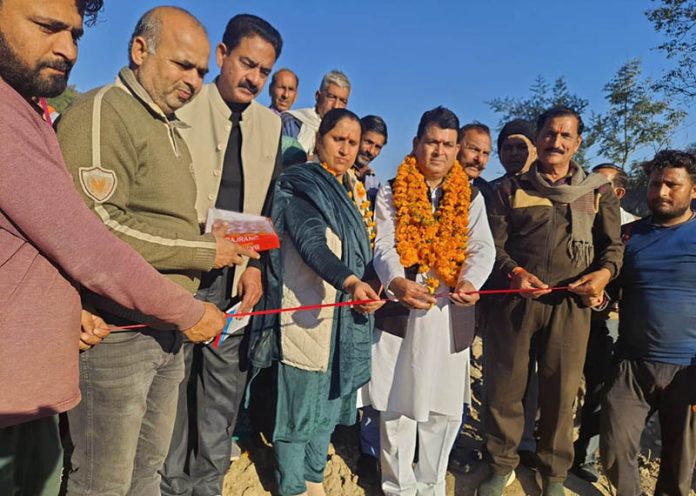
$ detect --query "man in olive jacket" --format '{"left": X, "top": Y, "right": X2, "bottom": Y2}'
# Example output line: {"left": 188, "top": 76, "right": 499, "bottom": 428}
{"left": 477, "top": 106, "right": 623, "bottom": 496}
{"left": 57, "top": 8, "right": 253, "bottom": 494}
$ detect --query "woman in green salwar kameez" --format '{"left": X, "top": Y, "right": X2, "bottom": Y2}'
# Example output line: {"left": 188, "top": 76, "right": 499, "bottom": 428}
{"left": 248, "top": 109, "right": 383, "bottom": 496}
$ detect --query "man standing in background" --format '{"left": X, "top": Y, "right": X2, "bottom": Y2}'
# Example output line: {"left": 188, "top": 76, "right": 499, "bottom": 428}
{"left": 269, "top": 67, "right": 298, "bottom": 114}
{"left": 458, "top": 122, "right": 494, "bottom": 202}
{"left": 281, "top": 69, "right": 351, "bottom": 157}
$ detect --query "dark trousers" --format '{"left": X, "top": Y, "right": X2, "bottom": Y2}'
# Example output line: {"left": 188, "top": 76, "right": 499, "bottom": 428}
{"left": 484, "top": 295, "right": 590, "bottom": 481}
{"left": 0, "top": 416, "right": 62, "bottom": 496}
{"left": 160, "top": 334, "right": 248, "bottom": 496}
{"left": 65, "top": 330, "right": 184, "bottom": 496}
{"left": 601, "top": 359, "right": 696, "bottom": 496}
{"left": 574, "top": 318, "right": 618, "bottom": 466}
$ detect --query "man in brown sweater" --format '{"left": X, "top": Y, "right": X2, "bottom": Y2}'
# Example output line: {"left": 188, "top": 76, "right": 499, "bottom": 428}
{"left": 477, "top": 106, "right": 623, "bottom": 496}
{"left": 0, "top": 1, "right": 227, "bottom": 494}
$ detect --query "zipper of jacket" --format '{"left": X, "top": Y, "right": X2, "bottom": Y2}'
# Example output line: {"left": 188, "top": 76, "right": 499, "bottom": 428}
{"left": 166, "top": 121, "right": 181, "bottom": 158}
{"left": 543, "top": 203, "right": 556, "bottom": 283}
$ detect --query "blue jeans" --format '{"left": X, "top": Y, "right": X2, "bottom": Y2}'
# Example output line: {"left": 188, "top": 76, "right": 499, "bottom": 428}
{"left": 64, "top": 330, "right": 184, "bottom": 495}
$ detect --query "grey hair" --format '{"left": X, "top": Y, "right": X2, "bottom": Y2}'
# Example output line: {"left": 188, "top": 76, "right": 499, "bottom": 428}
{"left": 128, "top": 6, "right": 206, "bottom": 62}
{"left": 319, "top": 70, "right": 351, "bottom": 93}
{"left": 128, "top": 8, "right": 162, "bottom": 59}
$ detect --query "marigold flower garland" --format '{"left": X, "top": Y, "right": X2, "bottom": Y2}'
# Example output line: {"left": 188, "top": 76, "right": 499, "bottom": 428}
{"left": 320, "top": 162, "right": 376, "bottom": 244}
{"left": 392, "top": 155, "right": 471, "bottom": 290}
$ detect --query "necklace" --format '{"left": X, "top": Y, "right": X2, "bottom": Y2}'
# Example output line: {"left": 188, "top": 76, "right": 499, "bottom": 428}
{"left": 392, "top": 155, "right": 471, "bottom": 290}
{"left": 321, "top": 162, "right": 376, "bottom": 245}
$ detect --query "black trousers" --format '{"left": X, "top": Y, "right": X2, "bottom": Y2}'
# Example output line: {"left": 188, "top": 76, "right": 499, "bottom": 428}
{"left": 574, "top": 318, "right": 618, "bottom": 465}
{"left": 601, "top": 359, "right": 696, "bottom": 496}
{"left": 160, "top": 334, "right": 248, "bottom": 496}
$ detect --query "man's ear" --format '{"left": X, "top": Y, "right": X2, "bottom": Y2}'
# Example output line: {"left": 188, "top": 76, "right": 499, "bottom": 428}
{"left": 130, "top": 36, "right": 149, "bottom": 67}
{"left": 216, "top": 42, "right": 227, "bottom": 68}
{"left": 615, "top": 186, "right": 626, "bottom": 200}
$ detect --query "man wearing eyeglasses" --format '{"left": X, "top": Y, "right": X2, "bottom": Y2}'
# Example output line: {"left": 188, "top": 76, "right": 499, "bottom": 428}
{"left": 458, "top": 122, "right": 494, "bottom": 203}
{"left": 281, "top": 70, "right": 351, "bottom": 158}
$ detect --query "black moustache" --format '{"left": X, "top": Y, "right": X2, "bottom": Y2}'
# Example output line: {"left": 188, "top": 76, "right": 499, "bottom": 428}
{"left": 38, "top": 58, "right": 72, "bottom": 73}
{"left": 239, "top": 81, "right": 258, "bottom": 94}
{"left": 545, "top": 147, "right": 564, "bottom": 154}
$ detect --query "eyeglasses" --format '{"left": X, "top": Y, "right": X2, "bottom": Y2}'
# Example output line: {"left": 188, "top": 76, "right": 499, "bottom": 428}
{"left": 323, "top": 91, "right": 349, "bottom": 106}
{"left": 462, "top": 144, "right": 491, "bottom": 158}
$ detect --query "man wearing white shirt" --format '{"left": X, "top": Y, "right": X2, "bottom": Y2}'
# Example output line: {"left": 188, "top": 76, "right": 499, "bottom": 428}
{"left": 370, "top": 106, "right": 495, "bottom": 496}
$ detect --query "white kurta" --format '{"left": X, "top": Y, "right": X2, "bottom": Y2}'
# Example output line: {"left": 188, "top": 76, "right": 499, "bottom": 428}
{"left": 368, "top": 182, "right": 495, "bottom": 422}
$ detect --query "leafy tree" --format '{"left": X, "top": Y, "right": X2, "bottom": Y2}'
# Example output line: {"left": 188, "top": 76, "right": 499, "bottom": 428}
{"left": 486, "top": 75, "right": 597, "bottom": 165}
{"left": 487, "top": 75, "right": 590, "bottom": 128}
{"left": 646, "top": 0, "right": 696, "bottom": 99}
{"left": 591, "top": 59, "right": 686, "bottom": 170}
{"left": 47, "top": 84, "right": 80, "bottom": 114}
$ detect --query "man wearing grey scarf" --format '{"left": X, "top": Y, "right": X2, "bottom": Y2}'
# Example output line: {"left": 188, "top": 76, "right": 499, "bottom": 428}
{"left": 477, "top": 106, "right": 623, "bottom": 496}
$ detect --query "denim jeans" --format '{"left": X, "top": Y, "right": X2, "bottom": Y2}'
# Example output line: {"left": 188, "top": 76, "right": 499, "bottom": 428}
{"left": 64, "top": 330, "right": 184, "bottom": 496}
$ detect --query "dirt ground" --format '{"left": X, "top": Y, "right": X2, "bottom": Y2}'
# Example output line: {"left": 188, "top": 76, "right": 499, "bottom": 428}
{"left": 222, "top": 337, "right": 695, "bottom": 495}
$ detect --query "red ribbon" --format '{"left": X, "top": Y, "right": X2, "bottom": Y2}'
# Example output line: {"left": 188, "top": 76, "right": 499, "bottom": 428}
{"left": 107, "top": 286, "right": 570, "bottom": 332}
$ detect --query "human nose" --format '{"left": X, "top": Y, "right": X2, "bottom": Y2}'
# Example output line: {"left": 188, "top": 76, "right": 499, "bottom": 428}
{"left": 183, "top": 69, "right": 203, "bottom": 93}
{"left": 247, "top": 67, "right": 264, "bottom": 88}
{"left": 53, "top": 32, "right": 78, "bottom": 65}
{"left": 551, "top": 133, "right": 564, "bottom": 149}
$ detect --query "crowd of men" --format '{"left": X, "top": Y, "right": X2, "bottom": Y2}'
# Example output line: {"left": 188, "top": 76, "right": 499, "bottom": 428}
{"left": 1, "top": 1, "right": 695, "bottom": 496}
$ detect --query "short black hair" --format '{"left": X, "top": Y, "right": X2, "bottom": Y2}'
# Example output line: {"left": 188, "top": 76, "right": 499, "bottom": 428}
{"left": 78, "top": 0, "right": 104, "bottom": 27}
{"left": 458, "top": 121, "right": 490, "bottom": 142}
{"left": 537, "top": 105, "right": 584, "bottom": 135}
{"left": 318, "top": 108, "right": 363, "bottom": 138}
{"left": 416, "top": 106, "right": 459, "bottom": 140}
{"left": 360, "top": 115, "right": 388, "bottom": 144}
{"left": 592, "top": 163, "right": 629, "bottom": 190}
{"left": 643, "top": 150, "right": 696, "bottom": 184}
{"left": 221, "top": 14, "right": 282, "bottom": 60}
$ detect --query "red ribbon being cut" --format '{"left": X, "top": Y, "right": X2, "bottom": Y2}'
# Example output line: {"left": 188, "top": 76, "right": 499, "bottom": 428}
{"left": 107, "top": 286, "right": 570, "bottom": 333}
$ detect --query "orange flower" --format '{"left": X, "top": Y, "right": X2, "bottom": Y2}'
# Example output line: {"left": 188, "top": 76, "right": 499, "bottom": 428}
{"left": 392, "top": 155, "right": 471, "bottom": 288}
{"left": 321, "top": 163, "right": 376, "bottom": 247}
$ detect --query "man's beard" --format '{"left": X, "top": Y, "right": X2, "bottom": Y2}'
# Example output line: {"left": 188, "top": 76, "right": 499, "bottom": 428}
{"left": 355, "top": 153, "right": 372, "bottom": 169}
{"left": 0, "top": 30, "right": 72, "bottom": 98}
{"left": 649, "top": 200, "right": 691, "bottom": 223}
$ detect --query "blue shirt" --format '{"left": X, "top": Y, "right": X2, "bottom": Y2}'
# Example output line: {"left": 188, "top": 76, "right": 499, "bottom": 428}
{"left": 617, "top": 216, "right": 696, "bottom": 365}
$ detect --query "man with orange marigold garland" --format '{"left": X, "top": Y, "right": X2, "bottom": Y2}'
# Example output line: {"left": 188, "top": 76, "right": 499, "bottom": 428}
{"left": 369, "top": 106, "right": 495, "bottom": 495}
{"left": 477, "top": 106, "right": 623, "bottom": 496}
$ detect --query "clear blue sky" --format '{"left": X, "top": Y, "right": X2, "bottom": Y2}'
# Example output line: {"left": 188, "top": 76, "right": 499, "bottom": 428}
{"left": 70, "top": 0, "right": 695, "bottom": 180}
